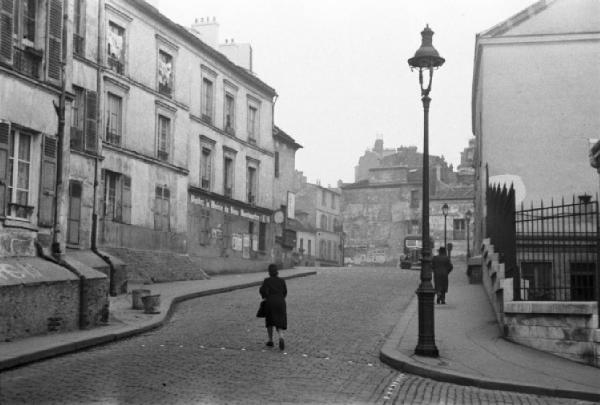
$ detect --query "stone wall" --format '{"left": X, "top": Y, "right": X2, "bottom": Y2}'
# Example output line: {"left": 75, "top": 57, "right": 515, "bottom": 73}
{"left": 0, "top": 258, "right": 80, "bottom": 341}
{"left": 504, "top": 302, "right": 600, "bottom": 367}
{"left": 481, "top": 239, "right": 600, "bottom": 367}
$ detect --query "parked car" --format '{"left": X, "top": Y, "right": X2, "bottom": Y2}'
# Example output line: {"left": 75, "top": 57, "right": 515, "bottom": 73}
{"left": 399, "top": 235, "right": 434, "bottom": 269}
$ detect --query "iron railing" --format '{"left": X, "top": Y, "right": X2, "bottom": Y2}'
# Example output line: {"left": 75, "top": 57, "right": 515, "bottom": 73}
{"left": 516, "top": 196, "right": 598, "bottom": 302}
{"left": 486, "top": 183, "right": 599, "bottom": 304}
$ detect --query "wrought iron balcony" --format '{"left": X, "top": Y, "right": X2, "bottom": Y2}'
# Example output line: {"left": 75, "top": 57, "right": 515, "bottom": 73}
{"left": 13, "top": 47, "right": 42, "bottom": 79}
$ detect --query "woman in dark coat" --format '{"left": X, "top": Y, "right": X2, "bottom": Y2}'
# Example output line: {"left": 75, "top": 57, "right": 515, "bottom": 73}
{"left": 432, "top": 247, "right": 453, "bottom": 304}
{"left": 259, "top": 264, "right": 287, "bottom": 350}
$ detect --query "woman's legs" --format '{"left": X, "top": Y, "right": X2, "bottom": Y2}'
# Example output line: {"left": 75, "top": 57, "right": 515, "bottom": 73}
{"left": 266, "top": 326, "right": 274, "bottom": 346}
{"left": 276, "top": 328, "right": 285, "bottom": 350}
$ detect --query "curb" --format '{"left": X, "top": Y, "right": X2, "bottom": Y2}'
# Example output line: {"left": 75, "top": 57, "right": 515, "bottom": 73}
{"left": 0, "top": 271, "right": 316, "bottom": 372}
{"left": 379, "top": 296, "right": 600, "bottom": 403}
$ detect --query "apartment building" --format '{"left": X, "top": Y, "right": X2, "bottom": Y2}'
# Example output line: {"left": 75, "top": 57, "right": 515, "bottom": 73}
{"left": 294, "top": 172, "right": 342, "bottom": 266}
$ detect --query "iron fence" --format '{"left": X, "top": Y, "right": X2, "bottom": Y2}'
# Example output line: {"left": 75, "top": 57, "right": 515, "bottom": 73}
{"left": 516, "top": 196, "right": 598, "bottom": 302}
{"left": 486, "top": 184, "right": 599, "bottom": 304}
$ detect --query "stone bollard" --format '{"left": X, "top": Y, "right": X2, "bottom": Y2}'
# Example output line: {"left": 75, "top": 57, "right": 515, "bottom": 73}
{"left": 141, "top": 294, "right": 161, "bottom": 314}
{"left": 132, "top": 289, "right": 151, "bottom": 310}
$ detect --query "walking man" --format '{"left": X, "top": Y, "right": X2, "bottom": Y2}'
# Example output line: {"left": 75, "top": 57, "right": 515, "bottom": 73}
{"left": 432, "top": 247, "right": 453, "bottom": 304}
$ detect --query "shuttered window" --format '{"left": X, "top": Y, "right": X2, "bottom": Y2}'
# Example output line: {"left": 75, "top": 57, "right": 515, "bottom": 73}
{"left": 107, "top": 21, "right": 125, "bottom": 74}
{"left": 201, "top": 78, "right": 213, "bottom": 123}
{"left": 0, "top": 0, "right": 15, "bottom": 64}
{"left": 39, "top": 134, "right": 57, "bottom": 226}
{"left": 71, "top": 88, "right": 97, "bottom": 152}
{"left": 223, "top": 156, "right": 233, "bottom": 198}
{"left": 103, "top": 170, "right": 131, "bottom": 223}
{"left": 0, "top": 121, "right": 11, "bottom": 215}
{"left": 106, "top": 92, "right": 122, "bottom": 145}
{"left": 200, "top": 147, "right": 212, "bottom": 190}
{"left": 157, "top": 115, "right": 170, "bottom": 162}
{"left": 154, "top": 185, "right": 170, "bottom": 231}
{"left": 246, "top": 165, "right": 256, "bottom": 204}
{"left": 73, "top": 0, "right": 85, "bottom": 56}
{"left": 67, "top": 181, "right": 82, "bottom": 245}
{"left": 46, "top": 0, "right": 63, "bottom": 82}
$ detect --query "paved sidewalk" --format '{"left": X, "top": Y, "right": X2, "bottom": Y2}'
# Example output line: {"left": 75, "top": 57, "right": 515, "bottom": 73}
{"left": 380, "top": 260, "right": 600, "bottom": 402}
{"left": 0, "top": 267, "right": 316, "bottom": 372}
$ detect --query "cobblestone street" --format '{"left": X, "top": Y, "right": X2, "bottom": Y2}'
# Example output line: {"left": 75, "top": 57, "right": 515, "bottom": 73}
{"left": 0, "top": 267, "right": 593, "bottom": 404}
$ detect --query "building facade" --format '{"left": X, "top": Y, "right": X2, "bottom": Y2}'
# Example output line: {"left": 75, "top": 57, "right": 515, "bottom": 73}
{"left": 294, "top": 172, "right": 342, "bottom": 266}
{"left": 472, "top": 0, "right": 600, "bottom": 248}
{"left": 342, "top": 139, "right": 472, "bottom": 265}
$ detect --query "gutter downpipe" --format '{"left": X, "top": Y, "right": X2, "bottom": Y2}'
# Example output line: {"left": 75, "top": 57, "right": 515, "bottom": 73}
{"left": 90, "top": 0, "right": 117, "bottom": 296}
{"left": 48, "top": 7, "right": 98, "bottom": 328}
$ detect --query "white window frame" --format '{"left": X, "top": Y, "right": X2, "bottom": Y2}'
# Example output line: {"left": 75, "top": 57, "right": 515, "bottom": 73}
{"left": 7, "top": 128, "right": 33, "bottom": 220}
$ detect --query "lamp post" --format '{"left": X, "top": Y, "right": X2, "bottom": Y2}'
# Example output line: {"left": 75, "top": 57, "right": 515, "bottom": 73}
{"left": 408, "top": 25, "right": 444, "bottom": 358}
{"left": 465, "top": 209, "right": 472, "bottom": 258}
{"left": 442, "top": 203, "right": 449, "bottom": 251}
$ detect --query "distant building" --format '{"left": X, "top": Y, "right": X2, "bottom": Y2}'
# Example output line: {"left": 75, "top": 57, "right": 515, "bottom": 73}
{"left": 272, "top": 126, "right": 302, "bottom": 268}
{"left": 472, "top": 0, "right": 599, "bottom": 247}
{"left": 341, "top": 139, "right": 474, "bottom": 265}
{"left": 294, "top": 172, "right": 343, "bottom": 266}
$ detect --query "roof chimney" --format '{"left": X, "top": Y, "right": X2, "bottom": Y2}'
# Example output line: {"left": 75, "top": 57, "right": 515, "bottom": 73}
{"left": 190, "top": 16, "right": 219, "bottom": 48}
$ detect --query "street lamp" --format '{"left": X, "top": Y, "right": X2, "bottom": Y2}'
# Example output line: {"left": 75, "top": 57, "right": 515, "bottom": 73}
{"left": 442, "top": 203, "right": 449, "bottom": 251}
{"left": 408, "top": 25, "right": 444, "bottom": 358}
{"left": 465, "top": 209, "right": 472, "bottom": 258}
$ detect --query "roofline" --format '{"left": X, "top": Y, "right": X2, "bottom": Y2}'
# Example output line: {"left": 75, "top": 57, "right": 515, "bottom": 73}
{"left": 341, "top": 181, "right": 422, "bottom": 190}
{"left": 127, "top": 0, "right": 277, "bottom": 98}
{"left": 478, "top": 0, "right": 552, "bottom": 38}
{"left": 273, "top": 125, "right": 303, "bottom": 150}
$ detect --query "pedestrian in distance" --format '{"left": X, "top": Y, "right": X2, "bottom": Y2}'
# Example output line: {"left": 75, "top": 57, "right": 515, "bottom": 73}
{"left": 259, "top": 263, "right": 287, "bottom": 350}
{"left": 432, "top": 246, "right": 453, "bottom": 304}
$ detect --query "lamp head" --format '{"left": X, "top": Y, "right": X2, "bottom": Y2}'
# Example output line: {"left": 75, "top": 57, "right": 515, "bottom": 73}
{"left": 408, "top": 25, "right": 445, "bottom": 69}
{"left": 465, "top": 209, "right": 472, "bottom": 221}
{"left": 442, "top": 203, "right": 449, "bottom": 216}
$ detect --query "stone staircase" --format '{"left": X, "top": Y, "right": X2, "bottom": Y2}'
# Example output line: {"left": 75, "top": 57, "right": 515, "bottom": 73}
{"left": 101, "top": 247, "right": 210, "bottom": 284}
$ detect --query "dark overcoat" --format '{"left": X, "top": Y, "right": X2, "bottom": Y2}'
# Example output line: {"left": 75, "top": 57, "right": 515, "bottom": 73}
{"left": 432, "top": 255, "right": 453, "bottom": 294}
{"left": 259, "top": 276, "right": 287, "bottom": 330}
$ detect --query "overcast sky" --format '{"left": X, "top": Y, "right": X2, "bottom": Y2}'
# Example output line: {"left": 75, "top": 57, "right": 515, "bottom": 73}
{"left": 158, "top": 0, "right": 535, "bottom": 186}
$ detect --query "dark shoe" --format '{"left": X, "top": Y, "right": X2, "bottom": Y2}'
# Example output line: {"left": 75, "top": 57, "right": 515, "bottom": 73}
{"left": 279, "top": 338, "right": 285, "bottom": 351}
{"left": 266, "top": 341, "right": 274, "bottom": 347}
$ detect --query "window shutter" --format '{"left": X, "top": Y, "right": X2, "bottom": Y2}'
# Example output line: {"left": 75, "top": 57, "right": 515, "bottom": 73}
{"left": 46, "top": 0, "right": 63, "bottom": 82}
{"left": 121, "top": 175, "right": 131, "bottom": 224}
{"left": 0, "top": 121, "right": 11, "bottom": 216}
{"left": 38, "top": 134, "right": 58, "bottom": 227}
{"left": 99, "top": 169, "right": 106, "bottom": 217}
{"left": 67, "top": 181, "right": 82, "bottom": 245}
{"left": 0, "top": 0, "right": 13, "bottom": 64}
{"left": 162, "top": 188, "right": 170, "bottom": 231}
{"left": 85, "top": 90, "right": 97, "bottom": 152}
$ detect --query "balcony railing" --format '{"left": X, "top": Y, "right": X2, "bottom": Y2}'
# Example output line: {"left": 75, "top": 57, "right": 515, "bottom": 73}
{"left": 248, "top": 193, "right": 255, "bottom": 204}
{"left": 106, "top": 131, "right": 121, "bottom": 146}
{"left": 13, "top": 47, "right": 41, "bottom": 79}
{"left": 201, "top": 114, "right": 212, "bottom": 125}
{"left": 70, "top": 126, "right": 84, "bottom": 151}
{"left": 224, "top": 187, "right": 232, "bottom": 198}
{"left": 201, "top": 178, "right": 210, "bottom": 189}
{"left": 107, "top": 56, "right": 124, "bottom": 74}
{"left": 73, "top": 34, "right": 85, "bottom": 56}
{"left": 158, "top": 82, "right": 172, "bottom": 97}
{"left": 157, "top": 150, "right": 169, "bottom": 162}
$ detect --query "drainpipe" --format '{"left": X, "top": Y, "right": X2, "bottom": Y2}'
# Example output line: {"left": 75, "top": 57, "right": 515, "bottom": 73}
{"left": 90, "top": 0, "right": 117, "bottom": 296}
{"left": 51, "top": 10, "right": 69, "bottom": 261}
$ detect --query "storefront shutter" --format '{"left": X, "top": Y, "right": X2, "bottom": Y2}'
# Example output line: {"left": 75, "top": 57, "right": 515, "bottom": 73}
{"left": 121, "top": 175, "right": 131, "bottom": 224}
{"left": 38, "top": 134, "right": 58, "bottom": 227}
{"left": 46, "top": 0, "right": 63, "bottom": 82}
{"left": 85, "top": 90, "right": 97, "bottom": 152}
{"left": 0, "top": 121, "right": 11, "bottom": 216}
{"left": 0, "top": 0, "right": 13, "bottom": 64}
